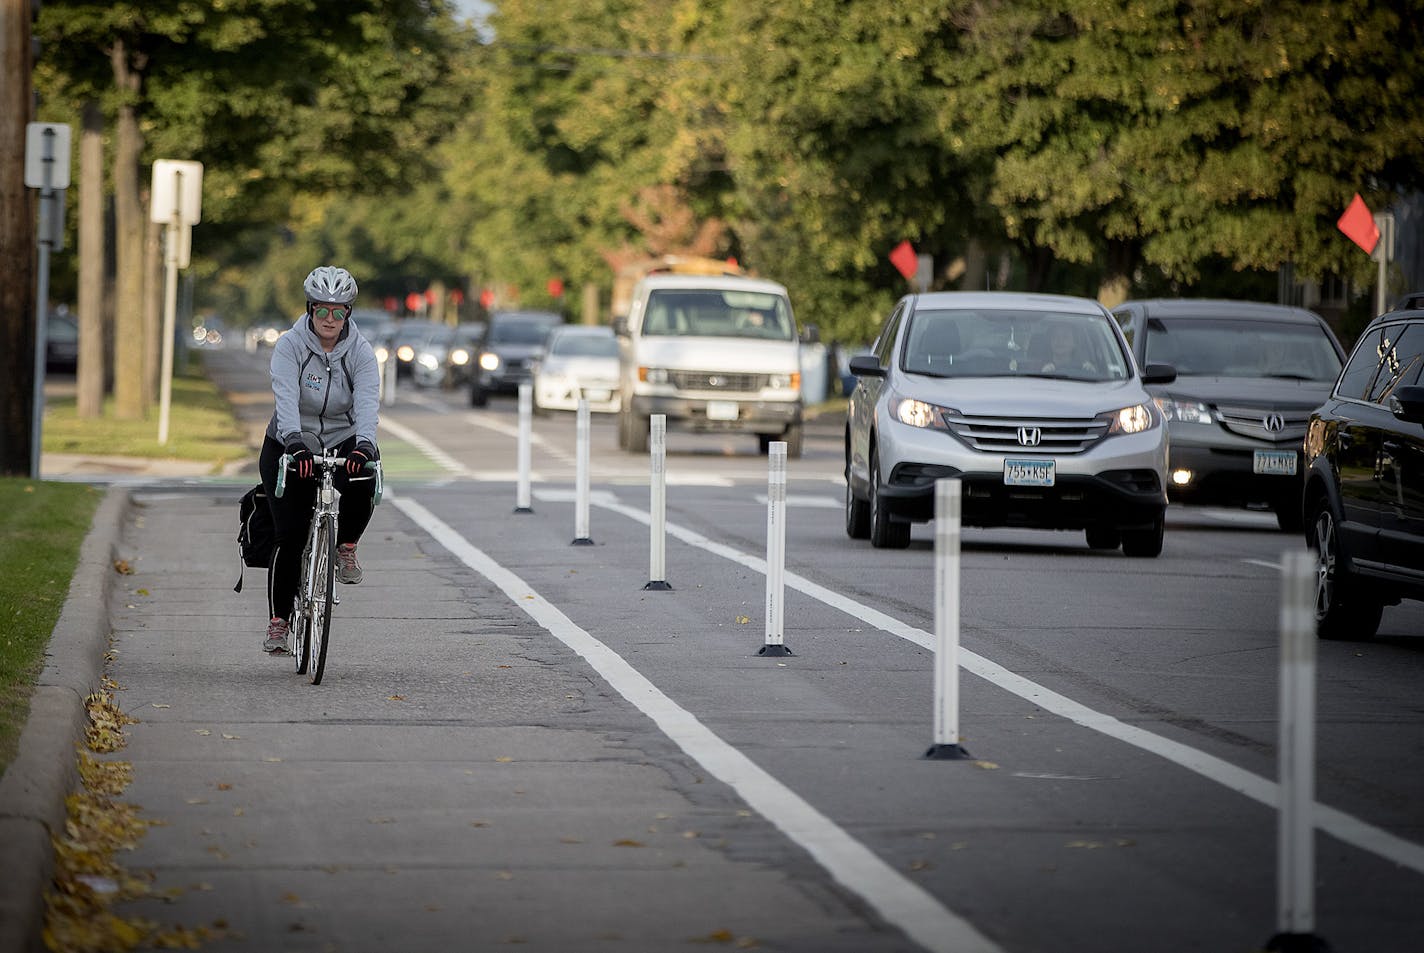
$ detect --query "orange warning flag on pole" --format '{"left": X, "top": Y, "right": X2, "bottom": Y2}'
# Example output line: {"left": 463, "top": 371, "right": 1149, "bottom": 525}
{"left": 1337, "top": 193, "right": 1380, "bottom": 255}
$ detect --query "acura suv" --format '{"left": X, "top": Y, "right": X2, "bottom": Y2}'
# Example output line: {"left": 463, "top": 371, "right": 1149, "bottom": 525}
{"left": 846, "top": 292, "right": 1175, "bottom": 555}
{"left": 1303, "top": 308, "right": 1424, "bottom": 639}
{"left": 1113, "top": 299, "right": 1345, "bottom": 531}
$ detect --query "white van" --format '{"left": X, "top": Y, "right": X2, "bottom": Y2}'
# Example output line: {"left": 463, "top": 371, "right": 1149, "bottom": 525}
{"left": 614, "top": 274, "right": 807, "bottom": 457}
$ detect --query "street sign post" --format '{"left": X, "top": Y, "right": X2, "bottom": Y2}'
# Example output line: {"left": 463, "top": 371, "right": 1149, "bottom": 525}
{"left": 150, "top": 160, "right": 204, "bottom": 445}
{"left": 25, "top": 122, "right": 73, "bottom": 478}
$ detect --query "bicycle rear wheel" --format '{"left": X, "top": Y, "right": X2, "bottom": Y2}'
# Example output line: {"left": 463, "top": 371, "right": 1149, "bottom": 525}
{"left": 307, "top": 518, "right": 336, "bottom": 685}
{"left": 292, "top": 537, "right": 315, "bottom": 675}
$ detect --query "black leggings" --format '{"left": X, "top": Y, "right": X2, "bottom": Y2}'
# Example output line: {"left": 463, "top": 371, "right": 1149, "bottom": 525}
{"left": 258, "top": 435, "right": 378, "bottom": 619}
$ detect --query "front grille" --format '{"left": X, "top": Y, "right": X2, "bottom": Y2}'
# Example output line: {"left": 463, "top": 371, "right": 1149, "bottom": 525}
{"left": 668, "top": 370, "right": 767, "bottom": 392}
{"left": 1215, "top": 404, "right": 1312, "bottom": 444}
{"left": 941, "top": 411, "right": 1108, "bottom": 455}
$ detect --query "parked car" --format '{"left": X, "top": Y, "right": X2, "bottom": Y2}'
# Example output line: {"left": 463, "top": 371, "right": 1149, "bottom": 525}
{"left": 846, "top": 291, "right": 1175, "bottom": 554}
{"left": 1112, "top": 299, "right": 1345, "bottom": 531}
{"left": 531, "top": 325, "right": 621, "bottom": 414}
{"left": 470, "top": 311, "right": 565, "bottom": 406}
{"left": 1303, "top": 308, "right": 1424, "bottom": 639}
{"left": 45, "top": 309, "right": 79, "bottom": 372}
{"left": 390, "top": 320, "right": 447, "bottom": 380}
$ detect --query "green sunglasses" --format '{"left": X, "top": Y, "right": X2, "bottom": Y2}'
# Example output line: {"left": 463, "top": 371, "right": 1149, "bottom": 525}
{"left": 311, "top": 305, "right": 350, "bottom": 321}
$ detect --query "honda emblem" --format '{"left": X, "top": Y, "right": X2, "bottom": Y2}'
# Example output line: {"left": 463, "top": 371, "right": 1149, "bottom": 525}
{"left": 1017, "top": 427, "right": 1041, "bottom": 447}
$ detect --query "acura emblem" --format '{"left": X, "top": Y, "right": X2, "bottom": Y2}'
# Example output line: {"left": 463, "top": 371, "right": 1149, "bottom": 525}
{"left": 1263, "top": 414, "right": 1285, "bottom": 433}
{"left": 1017, "top": 426, "right": 1041, "bottom": 447}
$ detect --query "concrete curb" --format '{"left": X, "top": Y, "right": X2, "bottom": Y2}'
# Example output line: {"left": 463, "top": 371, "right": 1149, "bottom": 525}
{"left": 0, "top": 487, "right": 130, "bottom": 953}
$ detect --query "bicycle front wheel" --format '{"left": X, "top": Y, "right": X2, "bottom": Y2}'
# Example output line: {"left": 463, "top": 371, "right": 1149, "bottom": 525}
{"left": 308, "top": 518, "right": 336, "bottom": 685}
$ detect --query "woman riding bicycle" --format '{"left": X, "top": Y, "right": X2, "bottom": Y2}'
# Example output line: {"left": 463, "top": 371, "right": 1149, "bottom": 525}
{"left": 260, "top": 266, "right": 381, "bottom": 654}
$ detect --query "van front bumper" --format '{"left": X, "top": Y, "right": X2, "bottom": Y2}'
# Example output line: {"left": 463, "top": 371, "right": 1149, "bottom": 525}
{"left": 631, "top": 394, "right": 802, "bottom": 434}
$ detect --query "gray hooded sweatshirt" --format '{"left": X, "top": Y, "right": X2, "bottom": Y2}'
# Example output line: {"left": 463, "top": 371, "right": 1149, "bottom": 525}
{"left": 265, "top": 313, "right": 380, "bottom": 451}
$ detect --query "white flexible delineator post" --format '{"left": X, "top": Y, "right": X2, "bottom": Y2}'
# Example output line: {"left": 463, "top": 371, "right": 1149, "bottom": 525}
{"left": 927, "top": 479, "right": 969, "bottom": 760}
{"left": 1270, "top": 549, "right": 1322, "bottom": 949}
{"left": 515, "top": 383, "right": 533, "bottom": 513}
{"left": 760, "top": 442, "right": 791, "bottom": 656}
{"left": 645, "top": 414, "right": 670, "bottom": 589}
{"left": 573, "top": 398, "right": 592, "bottom": 544}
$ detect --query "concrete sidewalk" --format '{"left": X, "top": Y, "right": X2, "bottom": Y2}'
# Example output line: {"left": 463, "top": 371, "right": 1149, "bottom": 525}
{"left": 1, "top": 480, "right": 907, "bottom": 953}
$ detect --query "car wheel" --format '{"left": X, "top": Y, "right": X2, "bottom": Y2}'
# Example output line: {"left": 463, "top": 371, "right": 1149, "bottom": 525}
{"left": 470, "top": 382, "right": 488, "bottom": 407}
{"left": 783, "top": 422, "right": 804, "bottom": 459}
{"left": 626, "top": 410, "right": 649, "bottom": 453}
{"left": 1308, "top": 498, "right": 1383, "bottom": 640}
{"left": 1084, "top": 525, "right": 1121, "bottom": 550}
{"left": 1273, "top": 496, "right": 1303, "bottom": 534}
{"left": 868, "top": 448, "right": 910, "bottom": 549}
{"left": 845, "top": 460, "right": 870, "bottom": 541}
{"left": 1121, "top": 515, "right": 1164, "bottom": 558}
{"left": 757, "top": 434, "right": 773, "bottom": 455}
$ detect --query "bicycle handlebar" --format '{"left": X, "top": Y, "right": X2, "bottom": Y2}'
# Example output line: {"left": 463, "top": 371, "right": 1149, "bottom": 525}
{"left": 275, "top": 453, "right": 383, "bottom": 505}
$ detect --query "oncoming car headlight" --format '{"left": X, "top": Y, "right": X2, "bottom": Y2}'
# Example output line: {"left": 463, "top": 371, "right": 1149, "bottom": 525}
{"left": 396, "top": 344, "right": 415, "bottom": 362}
{"left": 374, "top": 345, "right": 390, "bottom": 362}
{"left": 417, "top": 353, "right": 439, "bottom": 370}
{"left": 767, "top": 371, "right": 801, "bottom": 390}
{"left": 1097, "top": 403, "right": 1158, "bottom": 435}
{"left": 1154, "top": 396, "right": 1213, "bottom": 425}
{"left": 479, "top": 352, "right": 501, "bottom": 371}
{"left": 891, "top": 397, "right": 955, "bottom": 430}
{"left": 450, "top": 348, "right": 470, "bottom": 366}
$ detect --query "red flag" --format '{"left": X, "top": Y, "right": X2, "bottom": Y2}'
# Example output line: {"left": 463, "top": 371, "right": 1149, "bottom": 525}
{"left": 889, "top": 240, "right": 918, "bottom": 281}
{"left": 1337, "top": 194, "right": 1380, "bottom": 255}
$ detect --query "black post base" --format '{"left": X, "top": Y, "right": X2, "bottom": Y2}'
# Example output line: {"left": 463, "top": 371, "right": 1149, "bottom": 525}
{"left": 757, "top": 644, "right": 794, "bottom": 657}
{"left": 513, "top": 506, "right": 533, "bottom": 514}
{"left": 643, "top": 580, "right": 673, "bottom": 590}
{"left": 572, "top": 538, "right": 594, "bottom": 546}
{"left": 1264, "top": 932, "right": 1333, "bottom": 953}
{"left": 923, "top": 743, "right": 973, "bottom": 761}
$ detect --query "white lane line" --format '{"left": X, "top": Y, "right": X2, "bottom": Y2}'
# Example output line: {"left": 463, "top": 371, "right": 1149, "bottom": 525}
{"left": 587, "top": 495, "right": 1424, "bottom": 876}
{"left": 391, "top": 495, "right": 1003, "bottom": 953}
{"left": 379, "top": 418, "right": 473, "bottom": 477}
{"left": 1244, "top": 558, "right": 1282, "bottom": 571}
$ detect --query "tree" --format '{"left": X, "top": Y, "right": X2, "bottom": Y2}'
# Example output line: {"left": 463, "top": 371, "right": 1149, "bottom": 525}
{"left": 0, "top": 0, "right": 37, "bottom": 475}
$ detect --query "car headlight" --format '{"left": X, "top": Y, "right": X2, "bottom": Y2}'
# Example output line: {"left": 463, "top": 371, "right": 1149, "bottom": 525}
{"left": 1154, "top": 396, "right": 1213, "bottom": 425}
{"left": 450, "top": 348, "right": 470, "bottom": 366}
{"left": 374, "top": 345, "right": 390, "bottom": 362}
{"left": 396, "top": 345, "right": 414, "bottom": 362}
{"left": 1098, "top": 403, "right": 1158, "bottom": 435}
{"left": 417, "top": 353, "right": 439, "bottom": 370}
{"left": 891, "top": 396, "right": 956, "bottom": 430}
{"left": 767, "top": 372, "right": 801, "bottom": 390}
{"left": 639, "top": 366, "right": 669, "bottom": 384}
{"left": 479, "top": 352, "right": 501, "bottom": 371}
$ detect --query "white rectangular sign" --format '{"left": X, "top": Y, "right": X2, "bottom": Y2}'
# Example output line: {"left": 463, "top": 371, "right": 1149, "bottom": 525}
{"left": 150, "top": 159, "right": 204, "bottom": 225}
{"left": 25, "top": 123, "right": 72, "bottom": 190}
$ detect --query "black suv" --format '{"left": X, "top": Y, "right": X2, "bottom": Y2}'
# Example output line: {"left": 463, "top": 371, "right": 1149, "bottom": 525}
{"left": 469, "top": 311, "right": 564, "bottom": 406}
{"left": 1303, "top": 309, "right": 1424, "bottom": 639}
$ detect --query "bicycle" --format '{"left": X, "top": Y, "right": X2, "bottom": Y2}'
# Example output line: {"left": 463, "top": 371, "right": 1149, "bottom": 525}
{"left": 275, "top": 449, "right": 382, "bottom": 684}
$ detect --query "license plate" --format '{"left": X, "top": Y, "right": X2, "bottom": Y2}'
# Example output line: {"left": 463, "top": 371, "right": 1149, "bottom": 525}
{"left": 1253, "top": 450, "right": 1297, "bottom": 476}
{"left": 1004, "top": 459, "right": 1056, "bottom": 486}
{"left": 707, "top": 400, "right": 739, "bottom": 421}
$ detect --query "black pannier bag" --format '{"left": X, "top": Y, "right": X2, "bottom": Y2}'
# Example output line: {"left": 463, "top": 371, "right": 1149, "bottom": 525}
{"left": 235, "top": 483, "right": 274, "bottom": 592}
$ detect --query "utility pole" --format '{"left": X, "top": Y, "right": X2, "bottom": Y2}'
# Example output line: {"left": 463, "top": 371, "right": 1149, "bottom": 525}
{"left": 0, "top": 0, "right": 38, "bottom": 475}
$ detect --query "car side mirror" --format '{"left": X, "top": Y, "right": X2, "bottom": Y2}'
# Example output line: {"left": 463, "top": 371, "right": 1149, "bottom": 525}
{"left": 849, "top": 354, "right": 885, "bottom": 378}
{"left": 1389, "top": 384, "right": 1424, "bottom": 424}
{"left": 612, "top": 316, "right": 629, "bottom": 337}
{"left": 1141, "top": 362, "right": 1177, "bottom": 385}
{"left": 799, "top": 323, "right": 820, "bottom": 344}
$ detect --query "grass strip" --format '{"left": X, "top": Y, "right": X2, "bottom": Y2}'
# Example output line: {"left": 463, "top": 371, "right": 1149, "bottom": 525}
{"left": 0, "top": 478, "right": 103, "bottom": 772}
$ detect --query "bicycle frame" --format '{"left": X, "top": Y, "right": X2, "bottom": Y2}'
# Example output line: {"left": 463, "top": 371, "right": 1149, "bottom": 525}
{"left": 276, "top": 451, "right": 382, "bottom": 684}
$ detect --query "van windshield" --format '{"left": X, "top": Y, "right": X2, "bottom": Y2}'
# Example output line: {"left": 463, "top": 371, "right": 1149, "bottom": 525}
{"left": 642, "top": 290, "right": 795, "bottom": 341}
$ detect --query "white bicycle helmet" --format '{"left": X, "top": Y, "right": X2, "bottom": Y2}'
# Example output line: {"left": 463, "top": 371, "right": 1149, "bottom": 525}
{"left": 303, "top": 266, "right": 358, "bottom": 305}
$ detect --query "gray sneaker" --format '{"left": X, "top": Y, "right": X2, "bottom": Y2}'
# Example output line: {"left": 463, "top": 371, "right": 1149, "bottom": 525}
{"left": 263, "top": 617, "right": 290, "bottom": 654}
{"left": 336, "top": 543, "right": 363, "bottom": 585}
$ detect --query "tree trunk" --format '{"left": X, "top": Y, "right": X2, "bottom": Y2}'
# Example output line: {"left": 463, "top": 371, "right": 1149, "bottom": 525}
{"left": 77, "top": 100, "right": 106, "bottom": 418}
{"left": 111, "top": 38, "right": 147, "bottom": 420}
{"left": 0, "top": 0, "right": 36, "bottom": 474}
{"left": 1097, "top": 239, "right": 1137, "bottom": 309}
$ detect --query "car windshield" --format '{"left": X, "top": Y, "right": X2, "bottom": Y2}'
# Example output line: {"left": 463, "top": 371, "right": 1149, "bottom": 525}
{"left": 642, "top": 290, "right": 795, "bottom": 341}
{"left": 490, "top": 316, "right": 560, "bottom": 344}
{"left": 552, "top": 333, "right": 618, "bottom": 358}
{"left": 900, "top": 308, "right": 1131, "bottom": 381}
{"left": 1144, "top": 318, "right": 1342, "bottom": 380}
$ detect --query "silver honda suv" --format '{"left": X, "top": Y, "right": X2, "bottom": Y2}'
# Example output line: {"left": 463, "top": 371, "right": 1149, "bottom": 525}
{"left": 846, "top": 292, "right": 1176, "bottom": 555}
